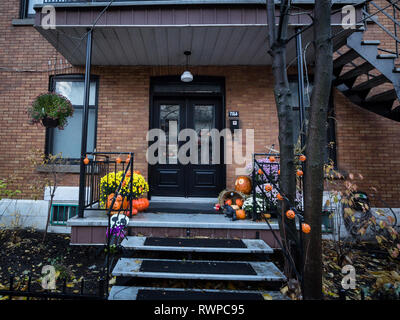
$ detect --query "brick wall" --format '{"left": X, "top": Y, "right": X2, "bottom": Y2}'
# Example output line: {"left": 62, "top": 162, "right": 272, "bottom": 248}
{"left": 0, "top": 0, "right": 399, "bottom": 207}
{"left": 334, "top": 89, "right": 400, "bottom": 206}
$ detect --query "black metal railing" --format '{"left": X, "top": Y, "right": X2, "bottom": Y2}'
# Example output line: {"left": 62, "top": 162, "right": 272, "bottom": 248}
{"left": 363, "top": 0, "right": 400, "bottom": 60}
{"left": 0, "top": 275, "right": 106, "bottom": 300}
{"left": 81, "top": 152, "right": 134, "bottom": 214}
{"left": 78, "top": 151, "right": 135, "bottom": 297}
{"left": 251, "top": 153, "right": 306, "bottom": 293}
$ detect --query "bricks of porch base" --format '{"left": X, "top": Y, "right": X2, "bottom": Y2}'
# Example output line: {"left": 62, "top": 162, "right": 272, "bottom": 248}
{"left": 70, "top": 226, "right": 107, "bottom": 245}
{"left": 69, "top": 226, "right": 280, "bottom": 248}
{"left": 128, "top": 227, "right": 280, "bottom": 248}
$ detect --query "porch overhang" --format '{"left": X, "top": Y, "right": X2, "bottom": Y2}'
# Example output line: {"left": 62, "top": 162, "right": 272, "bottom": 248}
{"left": 34, "top": 3, "right": 363, "bottom": 66}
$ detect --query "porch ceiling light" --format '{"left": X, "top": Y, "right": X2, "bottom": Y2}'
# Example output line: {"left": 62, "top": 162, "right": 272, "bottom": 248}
{"left": 181, "top": 51, "right": 193, "bottom": 83}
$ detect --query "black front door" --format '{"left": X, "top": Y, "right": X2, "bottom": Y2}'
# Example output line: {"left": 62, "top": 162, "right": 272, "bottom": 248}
{"left": 149, "top": 97, "right": 224, "bottom": 197}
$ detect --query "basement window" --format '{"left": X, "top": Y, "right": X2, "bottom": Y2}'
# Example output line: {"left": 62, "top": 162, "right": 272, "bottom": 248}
{"left": 50, "top": 204, "right": 78, "bottom": 226}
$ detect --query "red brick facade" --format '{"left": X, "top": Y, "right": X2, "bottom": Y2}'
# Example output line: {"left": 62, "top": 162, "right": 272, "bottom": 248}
{"left": 0, "top": 0, "right": 399, "bottom": 207}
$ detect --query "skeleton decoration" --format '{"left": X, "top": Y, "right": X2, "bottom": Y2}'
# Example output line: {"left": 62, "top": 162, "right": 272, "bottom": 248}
{"left": 107, "top": 214, "right": 130, "bottom": 239}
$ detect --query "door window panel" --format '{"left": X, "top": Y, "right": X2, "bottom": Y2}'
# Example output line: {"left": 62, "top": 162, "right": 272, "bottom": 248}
{"left": 160, "top": 105, "right": 180, "bottom": 164}
{"left": 194, "top": 105, "right": 214, "bottom": 165}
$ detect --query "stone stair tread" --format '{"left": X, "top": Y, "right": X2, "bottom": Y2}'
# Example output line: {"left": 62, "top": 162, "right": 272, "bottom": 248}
{"left": 121, "top": 236, "right": 273, "bottom": 254}
{"left": 108, "top": 286, "right": 287, "bottom": 300}
{"left": 112, "top": 258, "right": 286, "bottom": 282}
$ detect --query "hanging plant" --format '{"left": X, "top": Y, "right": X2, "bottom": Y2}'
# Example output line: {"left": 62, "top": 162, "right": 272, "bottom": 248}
{"left": 28, "top": 92, "right": 74, "bottom": 130}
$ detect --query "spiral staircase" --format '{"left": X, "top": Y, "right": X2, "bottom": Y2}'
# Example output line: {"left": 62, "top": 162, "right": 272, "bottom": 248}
{"left": 332, "top": 0, "right": 400, "bottom": 121}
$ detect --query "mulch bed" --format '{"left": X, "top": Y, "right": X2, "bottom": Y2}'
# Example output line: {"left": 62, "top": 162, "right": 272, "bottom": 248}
{"left": 0, "top": 229, "right": 106, "bottom": 298}
{"left": 322, "top": 240, "right": 400, "bottom": 300}
{"left": 1, "top": 229, "right": 399, "bottom": 300}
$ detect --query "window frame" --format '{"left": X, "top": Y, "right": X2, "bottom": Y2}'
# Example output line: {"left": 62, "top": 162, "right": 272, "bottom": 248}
{"left": 50, "top": 203, "right": 78, "bottom": 226}
{"left": 45, "top": 74, "right": 99, "bottom": 163}
{"left": 20, "top": 0, "right": 41, "bottom": 19}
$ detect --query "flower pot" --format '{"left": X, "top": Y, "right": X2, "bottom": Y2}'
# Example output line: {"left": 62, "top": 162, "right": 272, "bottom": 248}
{"left": 41, "top": 117, "right": 60, "bottom": 128}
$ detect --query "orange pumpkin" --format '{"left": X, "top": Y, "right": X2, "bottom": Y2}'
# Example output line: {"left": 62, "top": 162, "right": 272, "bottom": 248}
{"left": 286, "top": 210, "right": 295, "bottom": 220}
{"left": 131, "top": 208, "right": 138, "bottom": 216}
{"left": 83, "top": 157, "right": 89, "bottom": 165}
{"left": 234, "top": 176, "right": 252, "bottom": 194}
{"left": 265, "top": 184, "right": 273, "bottom": 192}
{"left": 106, "top": 193, "right": 115, "bottom": 209}
{"left": 125, "top": 156, "right": 131, "bottom": 164}
{"left": 116, "top": 157, "right": 122, "bottom": 164}
{"left": 225, "top": 199, "right": 232, "bottom": 206}
{"left": 277, "top": 193, "right": 284, "bottom": 201}
{"left": 236, "top": 209, "right": 246, "bottom": 220}
{"left": 299, "top": 155, "right": 306, "bottom": 162}
{"left": 142, "top": 198, "right": 149, "bottom": 210}
{"left": 137, "top": 198, "right": 147, "bottom": 212}
{"left": 122, "top": 197, "right": 130, "bottom": 210}
{"left": 132, "top": 199, "right": 139, "bottom": 210}
{"left": 106, "top": 193, "right": 124, "bottom": 210}
{"left": 296, "top": 170, "right": 304, "bottom": 177}
{"left": 269, "top": 156, "right": 276, "bottom": 163}
{"left": 302, "top": 223, "right": 311, "bottom": 234}
{"left": 235, "top": 198, "right": 244, "bottom": 207}
{"left": 113, "top": 195, "right": 123, "bottom": 210}
{"left": 278, "top": 169, "right": 281, "bottom": 175}
{"left": 258, "top": 168, "right": 263, "bottom": 175}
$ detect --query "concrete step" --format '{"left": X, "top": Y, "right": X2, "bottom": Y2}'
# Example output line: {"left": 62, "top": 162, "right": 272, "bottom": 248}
{"left": 108, "top": 286, "right": 287, "bottom": 300}
{"left": 121, "top": 237, "right": 273, "bottom": 254}
{"left": 148, "top": 197, "right": 217, "bottom": 214}
{"left": 112, "top": 258, "right": 286, "bottom": 282}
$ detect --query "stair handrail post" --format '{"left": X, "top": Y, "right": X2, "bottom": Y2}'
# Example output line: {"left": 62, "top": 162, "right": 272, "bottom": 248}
{"left": 78, "top": 28, "right": 93, "bottom": 218}
{"left": 252, "top": 154, "right": 257, "bottom": 221}
{"left": 295, "top": 26, "right": 306, "bottom": 151}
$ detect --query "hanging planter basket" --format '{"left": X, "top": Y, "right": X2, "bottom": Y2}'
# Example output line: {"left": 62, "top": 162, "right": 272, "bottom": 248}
{"left": 41, "top": 117, "right": 60, "bottom": 128}
{"left": 28, "top": 92, "right": 74, "bottom": 130}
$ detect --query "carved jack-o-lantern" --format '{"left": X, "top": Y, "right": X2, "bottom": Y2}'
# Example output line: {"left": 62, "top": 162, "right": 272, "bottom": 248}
{"left": 234, "top": 176, "right": 252, "bottom": 194}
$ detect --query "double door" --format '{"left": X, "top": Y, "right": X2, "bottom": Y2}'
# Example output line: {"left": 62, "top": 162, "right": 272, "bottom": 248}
{"left": 149, "top": 97, "right": 225, "bottom": 197}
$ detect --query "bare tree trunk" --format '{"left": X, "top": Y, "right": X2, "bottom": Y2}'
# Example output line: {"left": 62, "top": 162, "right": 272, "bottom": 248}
{"left": 266, "top": 0, "right": 298, "bottom": 277}
{"left": 42, "top": 193, "right": 53, "bottom": 243}
{"left": 303, "top": 0, "right": 333, "bottom": 299}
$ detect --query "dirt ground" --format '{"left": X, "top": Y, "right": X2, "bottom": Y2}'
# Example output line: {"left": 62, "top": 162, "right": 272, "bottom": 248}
{"left": 0, "top": 228, "right": 399, "bottom": 300}
{"left": 0, "top": 229, "right": 105, "bottom": 297}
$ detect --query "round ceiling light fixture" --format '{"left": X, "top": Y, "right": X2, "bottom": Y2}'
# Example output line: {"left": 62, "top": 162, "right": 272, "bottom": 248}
{"left": 181, "top": 51, "right": 193, "bottom": 83}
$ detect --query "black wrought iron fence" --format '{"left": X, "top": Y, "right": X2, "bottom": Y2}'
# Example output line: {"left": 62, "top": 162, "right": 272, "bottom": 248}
{"left": 251, "top": 152, "right": 306, "bottom": 292}
{"left": 0, "top": 275, "right": 106, "bottom": 300}
{"left": 81, "top": 152, "right": 134, "bottom": 214}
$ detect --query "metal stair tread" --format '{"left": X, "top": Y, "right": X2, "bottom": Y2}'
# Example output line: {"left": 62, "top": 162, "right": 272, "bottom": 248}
{"left": 346, "top": 74, "right": 389, "bottom": 93}
{"left": 108, "top": 286, "right": 287, "bottom": 300}
{"left": 112, "top": 258, "right": 286, "bottom": 282}
{"left": 377, "top": 54, "right": 397, "bottom": 59}
{"left": 361, "top": 40, "right": 381, "bottom": 45}
{"left": 365, "top": 89, "right": 397, "bottom": 103}
{"left": 120, "top": 236, "right": 273, "bottom": 254}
